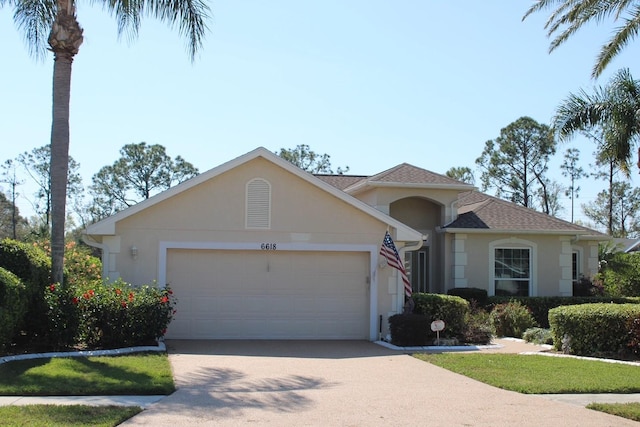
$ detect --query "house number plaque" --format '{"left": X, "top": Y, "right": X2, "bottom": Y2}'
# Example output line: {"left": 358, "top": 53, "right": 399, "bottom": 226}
{"left": 260, "top": 243, "right": 277, "bottom": 250}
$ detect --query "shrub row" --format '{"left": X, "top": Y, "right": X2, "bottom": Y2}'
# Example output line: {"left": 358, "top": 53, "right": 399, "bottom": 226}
{"left": 487, "top": 296, "right": 640, "bottom": 328}
{"left": 549, "top": 303, "right": 640, "bottom": 357}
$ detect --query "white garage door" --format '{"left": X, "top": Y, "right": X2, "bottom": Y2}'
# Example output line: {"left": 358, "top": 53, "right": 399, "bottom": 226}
{"left": 165, "top": 249, "right": 370, "bottom": 339}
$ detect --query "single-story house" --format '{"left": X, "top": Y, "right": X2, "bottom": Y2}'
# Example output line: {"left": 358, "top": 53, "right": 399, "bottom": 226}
{"left": 84, "top": 147, "right": 609, "bottom": 341}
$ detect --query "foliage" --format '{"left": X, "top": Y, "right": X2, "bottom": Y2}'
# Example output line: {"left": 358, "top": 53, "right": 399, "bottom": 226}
{"left": 411, "top": 293, "right": 470, "bottom": 339}
{"left": 573, "top": 275, "right": 604, "bottom": 297}
{"left": 0, "top": 161, "right": 29, "bottom": 240}
{"left": 89, "top": 142, "right": 199, "bottom": 220}
{"left": 447, "top": 287, "right": 488, "bottom": 306}
{"left": 560, "top": 148, "right": 587, "bottom": 222}
{"left": 582, "top": 181, "right": 640, "bottom": 238}
{"left": 548, "top": 303, "right": 640, "bottom": 356}
{"left": 32, "top": 240, "right": 102, "bottom": 287}
{"left": 44, "top": 283, "right": 79, "bottom": 349}
{"left": 0, "top": 239, "right": 51, "bottom": 338}
{"left": 416, "top": 353, "right": 640, "bottom": 394}
{"left": 73, "top": 280, "right": 177, "bottom": 348}
{"left": 444, "top": 166, "right": 475, "bottom": 185}
{"left": 553, "top": 68, "right": 640, "bottom": 176}
{"left": 488, "top": 301, "right": 537, "bottom": 338}
{"left": 627, "top": 317, "right": 640, "bottom": 357}
{"left": 0, "top": 405, "right": 143, "bottom": 427}
{"left": 596, "top": 252, "right": 640, "bottom": 296}
{"left": 0, "top": 268, "right": 27, "bottom": 351}
{"left": 587, "top": 402, "right": 640, "bottom": 423}
{"left": 388, "top": 314, "right": 430, "bottom": 346}
{"left": 522, "top": 327, "right": 553, "bottom": 345}
{"left": 16, "top": 145, "right": 83, "bottom": 228}
{"left": 475, "top": 116, "right": 556, "bottom": 211}
{"left": 523, "top": 1, "right": 640, "bottom": 78}
{"left": 486, "top": 295, "right": 640, "bottom": 328}
{"left": 0, "top": 354, "right": 175, "bottom": 395}
{"left": 276, "top": 144, "right": 349, "bottom": 174}
{"left": 462, "top": 303, "right": 493, "bottom": 344}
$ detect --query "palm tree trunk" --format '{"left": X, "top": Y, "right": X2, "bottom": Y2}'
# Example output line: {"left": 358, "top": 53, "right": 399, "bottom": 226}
{"left": 49, "top": 3, "right": 83, "bottom": 285}
{"left": 50, "top": 54, "right": 72, "bottom": 285}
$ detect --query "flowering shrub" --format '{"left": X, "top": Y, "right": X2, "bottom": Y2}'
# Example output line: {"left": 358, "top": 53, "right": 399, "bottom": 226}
{"left": 33, "top": 240, "right": 102, "bottom": 287}
{"left": 44, "top": 283, "right": 79, "bottom": 349}
{"left": 74, "top": 280, "right": 177, "bottom": 348}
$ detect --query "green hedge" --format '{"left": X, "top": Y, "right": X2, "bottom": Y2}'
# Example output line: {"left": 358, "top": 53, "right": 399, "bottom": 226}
{"left": 388, "top": 314, "right": 430, "bottom": 346}
{"left": 412, "top": 293, "right": 469, "bottom": 340}
{"left": 548, "top": 303, "right": 640, "bottom": 357}
{"left": 0, "top": 267, "right": 27, "bottom": 350}
{"left": 0, "top": 239, "right": 51, "bottom": 338}
{"left": 487, "top": 296, "right": 640, "bottom": 328}
{"left": 447, "top": 287, "right": 488, "bottom": 306}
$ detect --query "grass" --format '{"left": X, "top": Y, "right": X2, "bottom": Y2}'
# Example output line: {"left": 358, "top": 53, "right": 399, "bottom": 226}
{"left": 587, "top": 402, "right": 640, "bottom": 421}
{"left": 0, "top": 353, "right": 175, "bottom": 395}
{"left": 414, "top": 353, "right": 640, "bottom": 394}
{"left": 0, "top": 404, "right": 142, "bottom": 426}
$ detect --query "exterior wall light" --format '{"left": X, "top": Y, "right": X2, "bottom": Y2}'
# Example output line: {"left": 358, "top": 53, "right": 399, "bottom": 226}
{"left": 131, "top": 246, "right": 138, "bottom": 259}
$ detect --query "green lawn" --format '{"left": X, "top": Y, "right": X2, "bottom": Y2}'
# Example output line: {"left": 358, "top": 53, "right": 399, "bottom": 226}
{"left": 587, "top": 403, "right": 640, "bottom": 422}
{"left": 414, "top": 353, "right": 640, "bottom": 394}
{"left": 0, "top": 405, "right": 142, "bottom": 427}
{"left": 0, "top": 353, "right": 175, "bottom": 395}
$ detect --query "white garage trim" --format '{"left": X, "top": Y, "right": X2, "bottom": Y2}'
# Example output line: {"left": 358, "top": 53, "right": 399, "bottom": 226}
{"left": 158, "top": 241, "right": 379, "bottom": 340}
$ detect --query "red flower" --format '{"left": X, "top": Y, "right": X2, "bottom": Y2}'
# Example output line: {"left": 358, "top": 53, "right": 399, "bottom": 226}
{"left": 128, "top": 292, "right": 135, "bottom": 302}
{"left": 162, "top": 328, "right": 167, "bottom": 335}
{"left": 115, "top": 289, "right": 122, "bottom": 295}
{"left": 168, "top": 290, "right": 173, "bottom": 295}
{"left": 49, "top": 284, "right": 56, "bottom": 292}
{"left": 160, "top": 296, "right": 169, "bottom": 304}
{"left": 121, "top": 301, "right": 127, "bottom": 308}
{"left": 88, "top": 289, "right": 95, "bottom": 297}
{"left": 72, "top": 297, "right": 79, "bottom": 305}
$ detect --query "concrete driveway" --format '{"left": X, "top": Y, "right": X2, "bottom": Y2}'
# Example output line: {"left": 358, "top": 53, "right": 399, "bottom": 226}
{"left": 121, "top": 340, "right": 637, "bottom": 426}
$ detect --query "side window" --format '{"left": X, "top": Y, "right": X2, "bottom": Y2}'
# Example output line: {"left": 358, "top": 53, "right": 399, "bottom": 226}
{"left": 246, "top": 178, "right": 271, "bottom": 229}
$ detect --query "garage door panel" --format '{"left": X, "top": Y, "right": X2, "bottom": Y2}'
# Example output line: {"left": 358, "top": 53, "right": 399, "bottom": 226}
{"left": 166, "top": 249, "right": 369, "bottom": 339}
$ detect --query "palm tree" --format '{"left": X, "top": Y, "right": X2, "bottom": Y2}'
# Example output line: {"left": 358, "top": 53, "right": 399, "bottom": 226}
{"left": 2, "top": 0, "right": 210, "bottom": 284}
{"left": 523, "top": 0, "right": 640, "bottom": 78}
{"left": 553, "top": 68, "right": 640, "bottom": 176}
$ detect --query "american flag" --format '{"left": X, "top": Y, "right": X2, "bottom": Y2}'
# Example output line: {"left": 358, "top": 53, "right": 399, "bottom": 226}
{"left": 380, "top": 231, "right": 412, "bottom": 297}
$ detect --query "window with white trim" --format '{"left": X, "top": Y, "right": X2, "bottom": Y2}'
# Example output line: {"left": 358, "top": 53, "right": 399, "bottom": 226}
{"left": 246, "top": 178, "right": 271, "bottom": 229}
{"left": 494, "top": 248, "right": 531, "bottom": 296}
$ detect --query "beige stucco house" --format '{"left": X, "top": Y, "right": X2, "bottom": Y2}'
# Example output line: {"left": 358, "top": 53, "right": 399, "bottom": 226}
{"left": 84, "top": 147, "right": 608, "bottom": 341}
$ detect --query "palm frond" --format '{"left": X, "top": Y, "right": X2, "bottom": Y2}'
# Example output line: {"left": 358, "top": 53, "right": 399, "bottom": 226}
{"left": 147, "top": 0, "right": 210, "bottom": 60}
{"left": 11, "top": 0, "right": 56, "bottom": 60}
{"left": 593, "top": 5, "right": 640, "bottom": 77}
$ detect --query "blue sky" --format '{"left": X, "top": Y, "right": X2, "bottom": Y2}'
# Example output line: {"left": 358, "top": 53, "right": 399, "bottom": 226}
{"left": 1, "top": 1, "right": 639, "bottom": 226}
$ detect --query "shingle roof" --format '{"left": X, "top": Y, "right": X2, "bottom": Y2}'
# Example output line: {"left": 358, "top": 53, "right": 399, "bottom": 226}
{"left": 317, "top": 164, "right": 606, "bottom": 236}
{"left": 366, "top": 163, "right": 471, "bottom": 186}
{"left": 447, "top": 191, "right": 605, "bottom": 234}
{"left": 314, "top": 175, "right": 367, "bottom": 190}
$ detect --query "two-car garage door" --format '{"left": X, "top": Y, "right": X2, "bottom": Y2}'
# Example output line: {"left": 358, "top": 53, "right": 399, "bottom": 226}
{"left": 165, "top": 249, "right": 370, "bottom": 339}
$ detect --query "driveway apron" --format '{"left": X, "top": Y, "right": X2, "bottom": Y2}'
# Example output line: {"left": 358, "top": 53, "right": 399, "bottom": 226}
{"left": 121, "top": 340, "right": 637, "bottom": 426}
